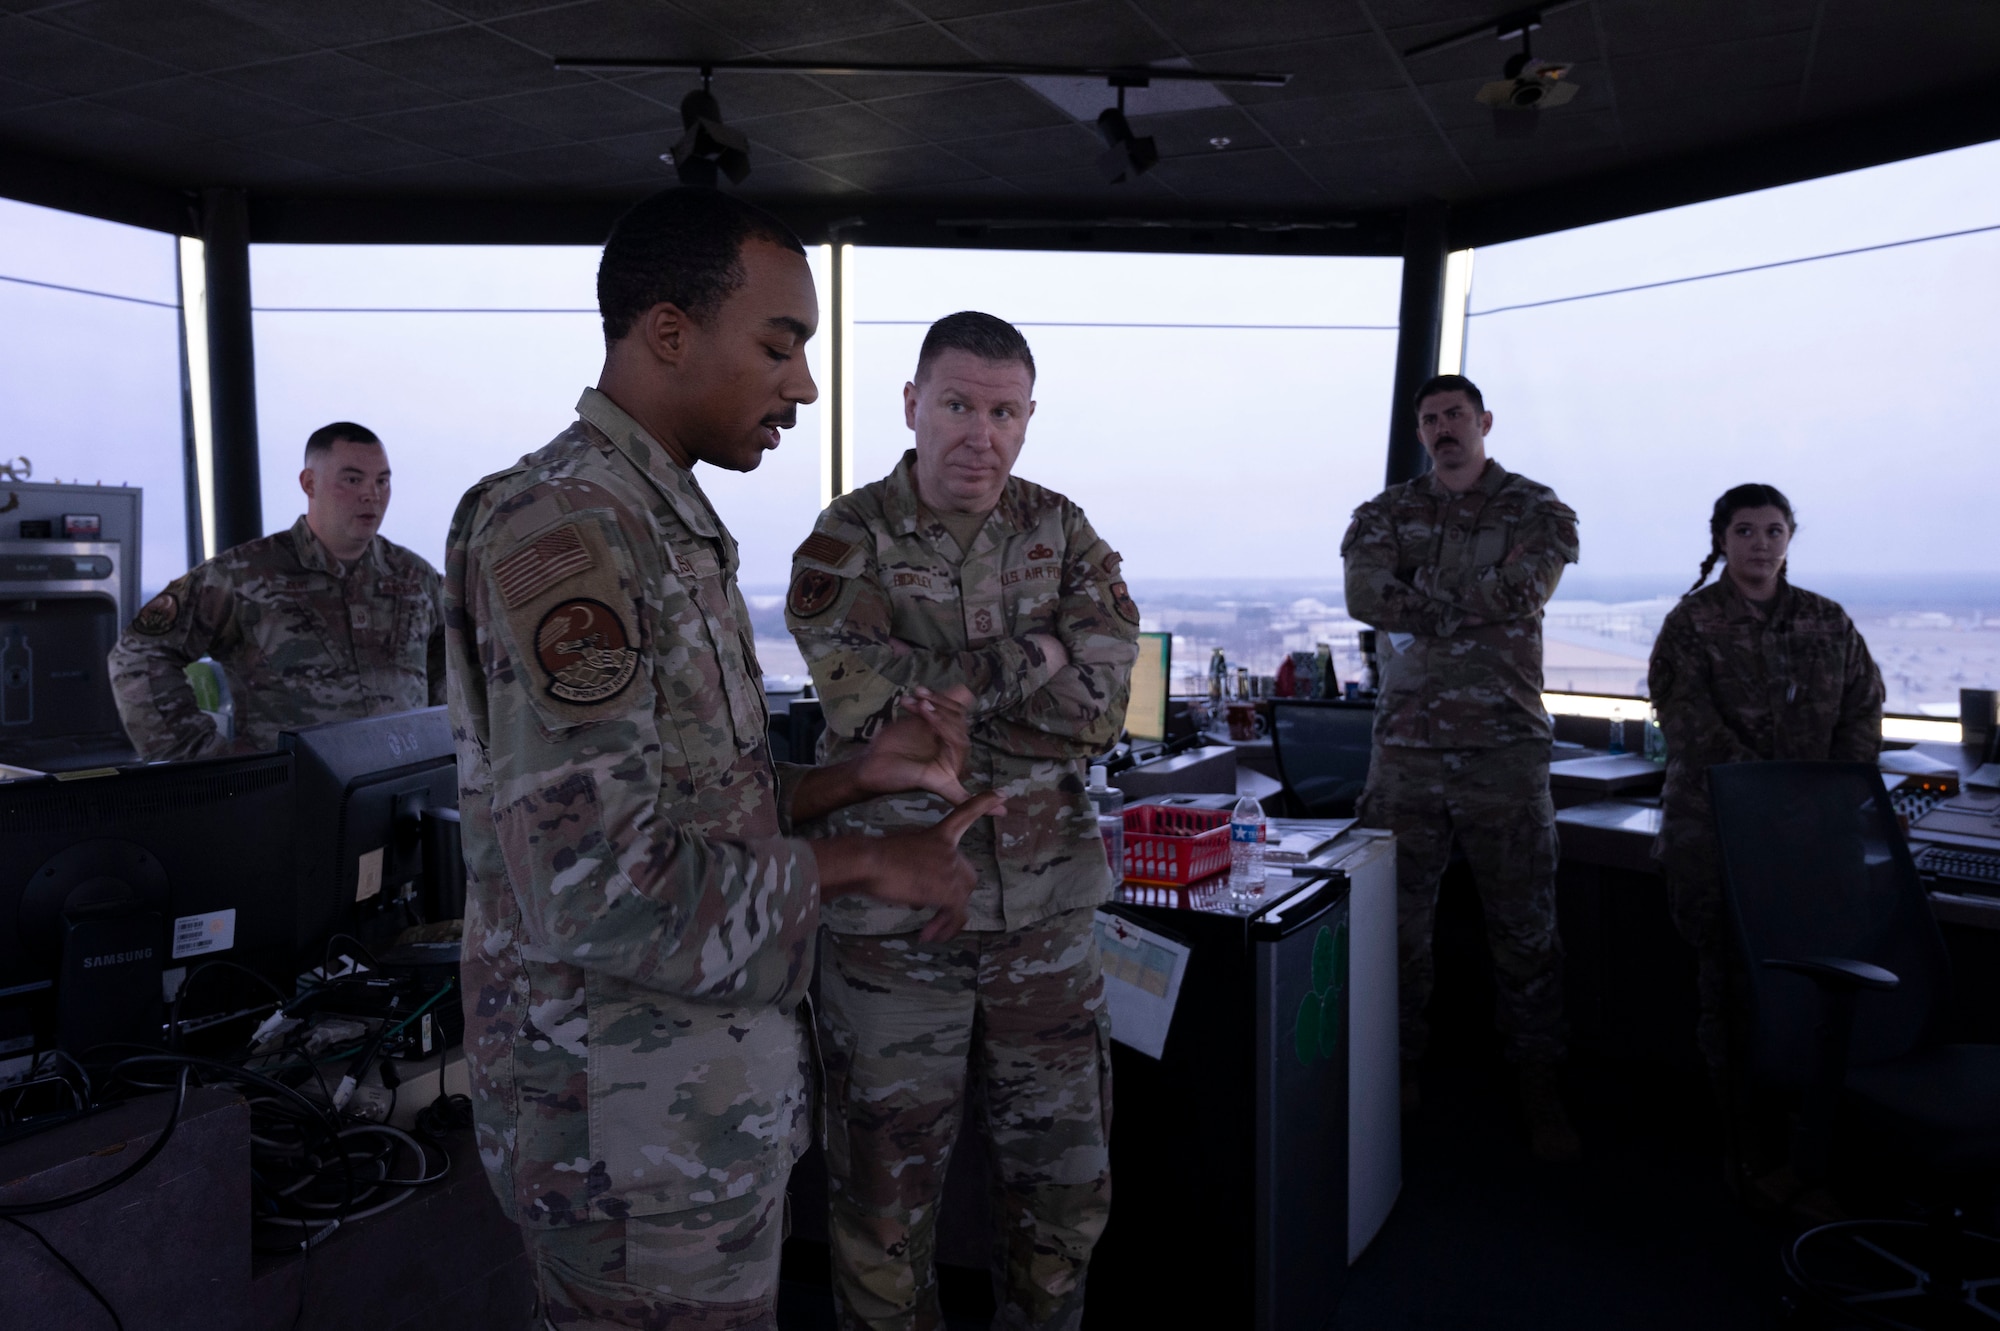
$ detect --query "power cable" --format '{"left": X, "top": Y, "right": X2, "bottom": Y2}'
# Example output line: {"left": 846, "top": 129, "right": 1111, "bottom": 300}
{"left": 3, "top": 1215, "right": 124, "bottom": 1330}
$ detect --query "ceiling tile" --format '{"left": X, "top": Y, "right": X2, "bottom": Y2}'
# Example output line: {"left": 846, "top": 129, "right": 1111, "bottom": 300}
{"left": 1137, "top": 0, "right": 1374, "bottom": 55}
{"left": 489, "top": 0, "right": 737, "bottom": 62}
{"left": 360, "top": 102, "right": 566, "bottom": 157}
{"left": 667, "top": 0, "right": 928, "bottom": 55}
{"left": 36, "top": 0, "right": 313, "bottom": 72}
{"left": 94, "top": 75, "right": 323, "bottom": 139}
{"left": 806, "top": 142, "right": 993, "bottom": 192}
{"left": 481, "top": 80, "right": 681, "bottom": 142}
{"left": 210, "top": 52, "right": 444, "bottom": 118}
{"left": 865, "top": 79, "right": 1071, "bottom": 139}
{"left": 942, "top": 123, "right": 1104, "bottom": 177}
{"left": 945, "top": 0, "right": 1171, "bottom": 64}
{"left": 743, "top": 102, "right": 923, "bottom": 160}
{"left": 234, "top": 118, "right": 451, "bottom": 174}
{"left": 346, "top": 25, "right": 571, "bottom": 100}
{"left": 198, "top": 0, "right": 463, "bottom": 48}
{"left": 0, "top": 14, "right": 184, "bottom": 95}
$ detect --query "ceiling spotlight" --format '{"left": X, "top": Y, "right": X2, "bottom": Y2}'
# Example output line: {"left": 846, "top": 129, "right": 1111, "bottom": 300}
{"left": 1096, "top": 86, "right": 1158, "bottom": 183}
{"left": 1475, "top": 27, "right": 1579, "bottom": 134}
{"left": 663, "top": 74, "right": 750, "bottom": 185}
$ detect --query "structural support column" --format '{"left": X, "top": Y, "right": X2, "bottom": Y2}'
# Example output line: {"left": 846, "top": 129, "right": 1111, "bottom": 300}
{"left": 201, "top": 187, "right": 261, "bottom": 552}
{"left": 1384, "top": 200, "right": 1450, "bottom": 487}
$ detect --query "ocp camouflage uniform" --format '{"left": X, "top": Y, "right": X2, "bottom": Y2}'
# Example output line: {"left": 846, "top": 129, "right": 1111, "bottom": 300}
{"left": 107, "top": 514, "right": 443, "bottom": 760}
{"left": 446, "top": 389, "right": 821, "bottom": 1329}
{"left": 787, "top": 451, "right": 1139, "bottom": 1331}
{"left": 1342, "top": 459, "right": 1579, "bottom": 1064}
{"left": 1647, "top": 574, "right": 1884, "bottom": 1075}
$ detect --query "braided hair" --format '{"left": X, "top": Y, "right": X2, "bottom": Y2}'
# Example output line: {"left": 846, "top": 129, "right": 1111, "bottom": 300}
{"left": 1685, "top": 482, "right": 1796, "bottom": 596}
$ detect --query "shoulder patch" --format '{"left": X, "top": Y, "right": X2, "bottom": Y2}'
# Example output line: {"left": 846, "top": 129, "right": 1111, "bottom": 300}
{"left": 1110, "top": 581, "right": 1141, "bottom": 626}
{"left": 132, "top": 589, "right": 180, "bottom": 636}
{"left": 131, "top": 573, "right": 193, "bottom": 636}
{"left": 789, "top": 567, "right": 841, "bottom": 619}
{"left": 533, "top": 598, "right": 638, "bottom": 704}
{"left": 795, "top": 532, "right": 856, "bottom": 568}
{"left": 494, "top": 522, "right": 596, "bottom": 608}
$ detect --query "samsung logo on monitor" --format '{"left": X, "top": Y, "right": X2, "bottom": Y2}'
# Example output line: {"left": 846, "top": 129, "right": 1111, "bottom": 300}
{"left": 82, "top": 948, "right": 155, "bottom": 969}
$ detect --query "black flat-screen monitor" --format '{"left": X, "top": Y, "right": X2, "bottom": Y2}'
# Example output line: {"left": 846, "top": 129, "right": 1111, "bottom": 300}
{"left": 1128, "top": 632, "right": 1172, "bottom": 745}
{"left": 0, "top": 752, "right": 296, "bottom": 1057}
{"left": 282, "top": 707, "right": 459, "bottom": 958}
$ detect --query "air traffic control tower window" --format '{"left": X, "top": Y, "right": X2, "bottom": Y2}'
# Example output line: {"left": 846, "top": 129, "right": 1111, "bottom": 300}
{"left": 1464, "top": 138, "right": 2000, "bottom": 714}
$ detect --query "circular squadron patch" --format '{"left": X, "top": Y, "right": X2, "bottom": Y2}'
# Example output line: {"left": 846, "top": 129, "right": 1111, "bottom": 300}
{"left": 131, "top": 588, "right": 181, "bottom": 636}
{"left": 534, "top": 598, "right": 639, "bottom": 704}
{"left": 1109, "top": 581, "right": 1141, "bottom": 625}
{"left": 789, "top": 567, "right": 840, "bottom": 619}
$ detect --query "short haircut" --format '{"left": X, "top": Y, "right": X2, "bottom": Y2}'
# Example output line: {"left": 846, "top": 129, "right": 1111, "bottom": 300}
{"left": 915, "top": 311, "right": 1036, "bottom": 386}
{"left": 597, "top": 187, "right": 806, "bottom": 342}
{"left": 303, "top": 421, "right": 381, "bottom": 464}
{"left": 1413, "top": 373, "right": 1484, "bottom": 414}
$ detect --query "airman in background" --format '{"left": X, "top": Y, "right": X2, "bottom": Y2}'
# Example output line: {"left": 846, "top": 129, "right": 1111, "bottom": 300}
{"left": 107, "top": 422, "right": 442, "bottom": 760}
{"left": 788, "top": 311, "right": 1139, "bottom": 1331}
{"left": 1342, "top": 372, "right": 1582, "bottom": 1164}
{"left": 1648, "top": 483, "right": 1883, "bottom": 1188}
{"left": 445, "top": 190, "right": 999, "bottom": 1331}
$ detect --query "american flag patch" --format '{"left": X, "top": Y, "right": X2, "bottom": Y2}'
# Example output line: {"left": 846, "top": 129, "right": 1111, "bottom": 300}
{"left": 795, "top": 532, "right": 855, "bottom": 567}
{"left": 494, "top": 524, "right": 595, "bottom": 608}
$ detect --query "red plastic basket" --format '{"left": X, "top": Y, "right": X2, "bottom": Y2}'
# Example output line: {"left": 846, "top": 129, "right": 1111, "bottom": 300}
{"left": 1122, "top": 805, "right": 1233, "bottom": 886}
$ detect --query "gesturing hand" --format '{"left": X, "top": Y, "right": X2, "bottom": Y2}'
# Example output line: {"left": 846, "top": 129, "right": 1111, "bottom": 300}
{"left": 868, "top": 791, "right": 1007, "bottom": 942}
{"left": 855, "top": 684, "right": 977, "bottom": 805}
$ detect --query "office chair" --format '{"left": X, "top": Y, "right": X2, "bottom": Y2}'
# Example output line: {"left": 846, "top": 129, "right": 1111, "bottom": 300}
{"left": 1269, "top": 700, "right": 1374, "bottom": 818}
{"left": 1710, "top": 761, "right": 2000, "bottom": 1328}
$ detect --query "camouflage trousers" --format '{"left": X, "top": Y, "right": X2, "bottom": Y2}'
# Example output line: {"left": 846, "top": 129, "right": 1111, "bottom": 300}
{"left": 1654, "top": 812, "right": 1742, "bottom": 1078}
{"left": 1357, "top": 742, "right": 1566, "bottom": 1064}
{"left": 520, "top": 1183, "right": 786, "bottom": 1330}
{"left": 817, "top": 908, "right": 1114, "bottom": 1331}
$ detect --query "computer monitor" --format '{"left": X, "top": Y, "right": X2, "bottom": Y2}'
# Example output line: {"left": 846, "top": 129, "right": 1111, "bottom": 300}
{"left": 282, "top": 707, "right": 460, "bottom": 960}
{"left": 1127, "top": 632, "right": 1172, "bottom": 745}
{"left": 1269, "top": 700, "right": 1376, "bottom": 818}
{"left": 0, "top": 751, "right": 296, "bottom": 1058}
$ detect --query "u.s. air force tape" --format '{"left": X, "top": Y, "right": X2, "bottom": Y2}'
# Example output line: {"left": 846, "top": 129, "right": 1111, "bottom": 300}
{"left": 534, "top": 598, "right": 638, "bottom": 704}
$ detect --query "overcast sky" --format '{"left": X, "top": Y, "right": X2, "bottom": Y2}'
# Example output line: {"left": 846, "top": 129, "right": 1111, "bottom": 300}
{"left": 5, "top": 137, "right": 1996, "bottom": 598}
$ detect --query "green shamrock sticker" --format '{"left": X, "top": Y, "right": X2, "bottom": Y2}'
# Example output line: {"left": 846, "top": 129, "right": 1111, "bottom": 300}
{"left": 1294, "top": 921, "right": 1349, "bottom": 1068}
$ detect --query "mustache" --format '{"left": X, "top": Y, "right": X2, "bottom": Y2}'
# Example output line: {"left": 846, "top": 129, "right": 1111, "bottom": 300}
{"left": 761, "top": 411, "right": 797, "bottom": 430}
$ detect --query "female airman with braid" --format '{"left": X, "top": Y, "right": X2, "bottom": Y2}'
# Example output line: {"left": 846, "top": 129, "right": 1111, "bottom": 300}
{"left": 1646, "top": 483, "right": 1885, "bottom": 1193}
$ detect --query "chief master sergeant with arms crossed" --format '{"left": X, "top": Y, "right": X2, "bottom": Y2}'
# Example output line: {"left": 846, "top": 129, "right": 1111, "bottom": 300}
{"left": 108, "top": 421, "right": 443, "bottom": 760}
{"left": 788, "top": 311, "right": 1140, "bottom": 1331}
{"left": 444, "top": 190, "right": 1002, "bottom": 1331}
{"left": 1342, "top": 372, "right": 1582, "bottom": 1164}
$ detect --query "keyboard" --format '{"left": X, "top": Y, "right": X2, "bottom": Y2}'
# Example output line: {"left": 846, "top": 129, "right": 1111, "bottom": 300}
{"left": 1913, "top": 843, "right": 2000, "bottom": 895}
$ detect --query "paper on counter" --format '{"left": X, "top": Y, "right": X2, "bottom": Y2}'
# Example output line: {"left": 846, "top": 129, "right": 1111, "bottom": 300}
{"left": 1094, "top": 909, "right": 1191, "bottom": 1060}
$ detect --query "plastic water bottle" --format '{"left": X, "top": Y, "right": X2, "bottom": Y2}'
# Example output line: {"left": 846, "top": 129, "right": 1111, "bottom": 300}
{"left": 1644, "top": 705, "right": 1668, "bottom": 764}
{"left": 1088, "top": 765, "right": 1125, "bottom": 881}
{"left": 1228, "top": 794, "right": 1266, "bottom": 911}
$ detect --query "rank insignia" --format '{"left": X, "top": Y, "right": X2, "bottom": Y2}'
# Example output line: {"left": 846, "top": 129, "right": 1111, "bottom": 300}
{"left": 789, "top": 567, "right": 840, "bottom": 618}
{"left": 534, "top": 598, "right": 638, "bottom": 704}
{"left": 1110, "top": 581, "right": 1141, "bottom": 625}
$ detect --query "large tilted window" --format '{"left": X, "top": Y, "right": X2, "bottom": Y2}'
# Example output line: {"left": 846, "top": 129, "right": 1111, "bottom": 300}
{"left": 847, "top": 246, "right": 1403, "bottom": 692}
{"left": 1463, "top": 139, "right": 2000, "bottom": 714}
{"left": 0, "top": 197, "right": 187, "bottom": 600}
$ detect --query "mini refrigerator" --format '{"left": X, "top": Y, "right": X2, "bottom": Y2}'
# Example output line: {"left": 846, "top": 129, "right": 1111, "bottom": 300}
{"left": 1085, "top": 827, "right": 1399, "bottom": 1330}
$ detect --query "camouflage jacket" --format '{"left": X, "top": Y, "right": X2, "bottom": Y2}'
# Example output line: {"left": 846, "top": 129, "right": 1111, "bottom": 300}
{"left": 107, "top": 515, "right": 443, "bottom": 761}
{"left": 786, "top": 451, "right": 1139, "bottom": 935}
{"left": 1648, "top": 575, "right": 1885, "bottom": 854}
{"left": 445, "top": 388, "right": 819, "bottom": 1228}
{"left": 1342, "top": 460, "right": 1578, "bottom": 749}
